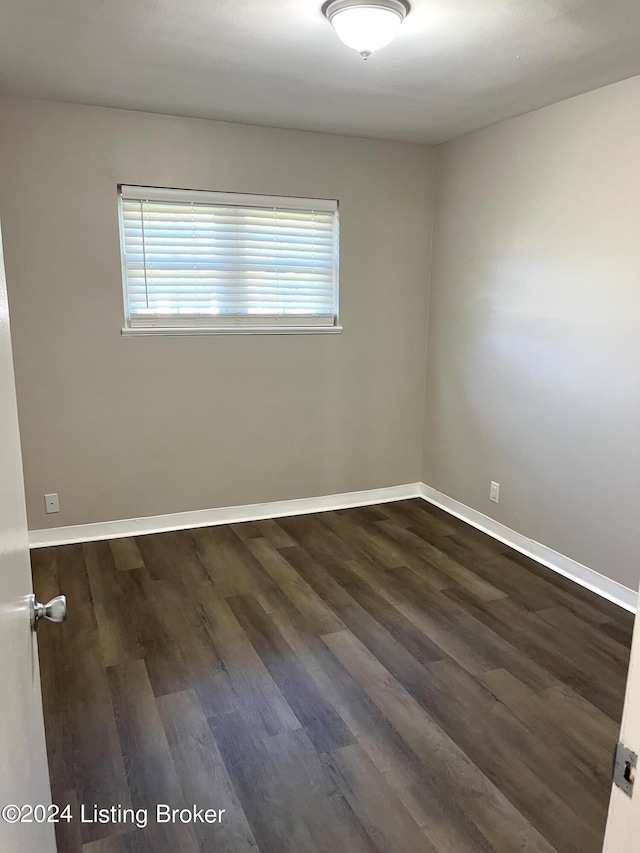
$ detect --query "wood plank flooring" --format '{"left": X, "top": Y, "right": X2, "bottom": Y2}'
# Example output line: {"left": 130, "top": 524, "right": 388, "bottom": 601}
{"left": 31, "top": 499, "right": 634, "bottom": 853}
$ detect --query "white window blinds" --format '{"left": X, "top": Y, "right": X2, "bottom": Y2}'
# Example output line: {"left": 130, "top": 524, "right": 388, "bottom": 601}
{"left": 119, "top": 186, "right": 339, "bottom": 332}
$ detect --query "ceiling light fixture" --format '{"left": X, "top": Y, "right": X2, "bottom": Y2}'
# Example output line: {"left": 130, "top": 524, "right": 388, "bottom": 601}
{"left": 323, "top": 0, "right": 410, "bottom": 60}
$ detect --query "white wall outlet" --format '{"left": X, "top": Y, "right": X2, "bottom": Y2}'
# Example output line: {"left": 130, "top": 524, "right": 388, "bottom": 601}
{"left": 490, "top": 481, "right": 500, "bottom": 504}
{"left": 44, "top": 493, "right": 60, "bottom": 514}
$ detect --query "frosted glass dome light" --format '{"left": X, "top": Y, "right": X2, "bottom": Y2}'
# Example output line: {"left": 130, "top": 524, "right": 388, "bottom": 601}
{"left": 323, "top": 0, "right": 410, "bottom": 59}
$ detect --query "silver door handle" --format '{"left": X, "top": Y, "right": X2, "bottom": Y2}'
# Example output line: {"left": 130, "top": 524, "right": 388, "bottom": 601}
{"left": 29, "top": 594, "right": 67, "bottom": 630}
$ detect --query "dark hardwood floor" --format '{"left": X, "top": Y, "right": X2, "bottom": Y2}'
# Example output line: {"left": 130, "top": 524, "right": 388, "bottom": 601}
{"left": 31, "top": 499, "right": 634, "bottom": 853}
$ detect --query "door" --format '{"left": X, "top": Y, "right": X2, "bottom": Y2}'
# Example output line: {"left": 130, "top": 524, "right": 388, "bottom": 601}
{"left": 603, "top": 596, "right": 640, "bottom": 850}
{"left": 0, "top": 223, "right": 55, "bottom": 851}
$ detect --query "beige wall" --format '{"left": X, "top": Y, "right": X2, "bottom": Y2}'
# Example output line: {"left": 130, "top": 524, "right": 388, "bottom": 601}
{"left": 423, "top": 76, "right": 640, "bottom": 590}
{"left": 2, "top": 83, "right": 639, "bottom": 593}
{"left": 0, "top": 98, "right": 435, "bottom": 530}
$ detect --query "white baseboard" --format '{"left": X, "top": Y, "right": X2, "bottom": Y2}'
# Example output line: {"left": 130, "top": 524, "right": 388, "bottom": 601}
{"left": 419, "top": 484, "right": 638, "bottom": 614}
{"left": 29, "top": 479, "right": 636, "bottom": 614}
{"left": 28, "top": 483, "right": 422, "bottom": 549}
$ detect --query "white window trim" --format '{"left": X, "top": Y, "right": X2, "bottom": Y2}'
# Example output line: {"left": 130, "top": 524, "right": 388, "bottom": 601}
{"left": 118, "top": 185, "right": 341, "bottom": 336}
{"left": 121, "top": 325, "right": 344, "bottom": 337}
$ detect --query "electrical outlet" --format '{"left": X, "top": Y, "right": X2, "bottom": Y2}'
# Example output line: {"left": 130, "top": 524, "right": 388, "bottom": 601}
{"left": 44, "top": 493, "right": 60, "bottom": 514}
{"left": 490, "top": 482, "right": 500, "bottom": 504}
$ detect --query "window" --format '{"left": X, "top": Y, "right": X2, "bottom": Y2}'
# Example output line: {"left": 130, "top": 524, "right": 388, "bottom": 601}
{"left": 118, "top": 185, "right": 340, "bottom": 334}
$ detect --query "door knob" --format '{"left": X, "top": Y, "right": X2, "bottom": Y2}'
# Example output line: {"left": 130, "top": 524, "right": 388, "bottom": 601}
{"left": 29, "top": 594, "right": 67, "bottom": 631}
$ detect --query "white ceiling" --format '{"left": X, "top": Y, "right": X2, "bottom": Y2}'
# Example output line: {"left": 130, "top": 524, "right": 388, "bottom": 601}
{"left": 1, "top": 0, "right": 640, "bottom": 144}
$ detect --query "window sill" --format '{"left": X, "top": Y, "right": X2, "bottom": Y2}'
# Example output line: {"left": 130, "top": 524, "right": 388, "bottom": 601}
{"left": 121, "top": 326, "right": 343, "bottom": 337}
